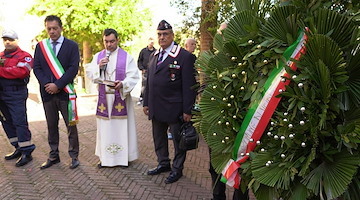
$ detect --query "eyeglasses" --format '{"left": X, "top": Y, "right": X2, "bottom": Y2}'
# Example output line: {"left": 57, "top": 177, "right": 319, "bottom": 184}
{"left": 157, "top": 32, "right": 172, "bottom": 37}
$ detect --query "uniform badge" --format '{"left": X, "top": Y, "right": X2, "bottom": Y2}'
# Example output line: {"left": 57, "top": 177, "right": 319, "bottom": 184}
{"left": 25, "top": 57, "right": 32, "bottom": 62}
{"left": 170, "top": 73, "right": 176, "bottom": 81}
{"left": 168, "top": 61, "right": 181, "bottom": 81}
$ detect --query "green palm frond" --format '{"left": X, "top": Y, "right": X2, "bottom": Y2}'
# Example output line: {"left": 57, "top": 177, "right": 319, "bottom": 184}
{"left": 344, "top": 50, "right": 360, "bottom": 107}
{"left": 211, "top": 149, "right": 233, "bottom": 173}
{"left": 297, "top": 34, "right": 347, "bottom": 101}
{"left": 342, "top": 172, "right": 360, "bottom": 200}
{"left": 200, "top": 86, "right": 227, "bottom": 125}
{"left": 234, "top": 0, "right": 275, "bottom": 19}
{"left": 208, "top": 52, "right": 234, "bottom": 74}
{"left": 314, "top": 8, "right": 357, "bottom": 50}
{"left": 207, "top": 124, "right": 236, "bottom": 154}
{"left": 347, "top": 49, "right": 360, "bottom": 75}
{"left": 251, "top": 152, "right": 293, "bottom": 190}
{"left": 344, "top": 108, "right": 360, "bottom": 123}
{"left": 253, "top": 184, "right": 278, "bottom": 200}
{"left": 296, "top": 34, "right": 347, "bottom": 128}
{"left": 196, "top": 50, "right": 214, "bottom": 73}
{"left": 213, "top": 33, "right": 226, "bottom": 52}
{"left": 198, "top": 114, "right": 210, "bottom": 142}
{"left": 298, "top": 34, "right": 346, "bottom": 76}
{"left": 310, "top": 60, "right": 332, "bottom": 102}
{"left": 223, "top": 10, "right": 261, "bottom": 42}
{"left": 223, "top": 40, "right": 246, "bottom": 58}
{"left": 299, "top": 147, "right": 316, "bottom": 177}
{"left": 206, "top": 122, "right": 235, "bottom": 173}
{"left": 287, "top": 183, "right": 308, "bottom": 200}
{"left": 301, "top": 151, "right": 360, "bottom": 199}
{"left": 261, "top": 5, "right": 300, "bottom": 44}
{"left": 234, "top": 0, "right": 252, "bottom": 13}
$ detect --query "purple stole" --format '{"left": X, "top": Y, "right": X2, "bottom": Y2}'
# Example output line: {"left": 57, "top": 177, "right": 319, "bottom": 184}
{"left": 96, "top": 48, "right": 127, "bottom": 119}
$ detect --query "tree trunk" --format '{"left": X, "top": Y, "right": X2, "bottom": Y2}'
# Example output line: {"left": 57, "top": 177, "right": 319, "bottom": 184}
{"left": 82, "top": 40, "right": 92, "bottom": 66}
{"left": 200, "top": 0, "right": 216, "bottom": 52}
{"left": 81, "top": 40, "right": 92, "bottom": 91}
{"left": 199, "top": 0, "right": 216, "bottom": 96}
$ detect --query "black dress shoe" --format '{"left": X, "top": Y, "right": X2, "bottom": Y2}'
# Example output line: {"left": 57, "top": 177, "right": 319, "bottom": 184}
{"left": 15, "top": 154, "right": 33, "bottom": 167}
{"left": 5, "top": 149, "right": 21, "bottom": 160}
{"left": 147, "top": 165, "right": 171, "bottom": 175}
{"left": 164, "top": 171, "right": 183, "bottom": 184}
{"left": 97, "top": 162, "right": 103, "bottom": 169}
{"left": 40, "top": 158, "right": 60, "bottom": 169}
{"left": 70, "top": 158, "right": 80, "bottom": 169}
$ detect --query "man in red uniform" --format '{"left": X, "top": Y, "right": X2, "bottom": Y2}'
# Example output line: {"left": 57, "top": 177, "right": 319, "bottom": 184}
{"left": 0, "top": 29, "right": 35, "bottom": 167}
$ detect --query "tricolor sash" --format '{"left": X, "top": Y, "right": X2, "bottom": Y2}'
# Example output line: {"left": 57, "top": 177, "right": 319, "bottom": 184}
{"left": 221, "top": 29, "right": 308, "bottom": 188}
{"left": 39, "top": 39, "right": 78, "bottom": 125}
{"left": 96, "top": 48, "right": 127, "bottom": 119}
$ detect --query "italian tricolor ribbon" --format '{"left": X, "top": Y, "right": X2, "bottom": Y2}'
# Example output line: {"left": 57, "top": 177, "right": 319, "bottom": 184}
{"left": 221, "top": 29, "right": 308, "bottom": 188}
{"left": 39, "top": 39, "right": 79, "bottom": 125}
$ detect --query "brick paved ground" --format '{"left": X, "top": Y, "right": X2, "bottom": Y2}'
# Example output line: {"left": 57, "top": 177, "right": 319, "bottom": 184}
{"left": 0, "top": 75, "right": 255, "bottom": 200}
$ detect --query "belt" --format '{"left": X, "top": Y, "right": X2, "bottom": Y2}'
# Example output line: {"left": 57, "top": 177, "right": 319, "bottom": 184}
{"left": 0, "top": 85, "right": 26, "bottom": 92}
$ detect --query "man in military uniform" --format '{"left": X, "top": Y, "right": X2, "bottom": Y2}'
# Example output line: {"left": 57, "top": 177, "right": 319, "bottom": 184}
{"left": 143, "top": 20, "right": 197, "bottom": 184}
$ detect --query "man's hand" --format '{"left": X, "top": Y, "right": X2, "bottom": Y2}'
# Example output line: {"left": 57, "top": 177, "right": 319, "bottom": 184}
{"left": 99, "top": 57, "right": 109, "bottom": 68}
{"left": 183, "top": 113, "right": 192, "bottom": 122}
{"left": 143, "top": 106, "right": 149, "bottom": 116}
{"left": 45, "top": 83, "right": 60, "bottom": 94}
{"left": 114, "top": 80, "right": 122, "bottom": 90}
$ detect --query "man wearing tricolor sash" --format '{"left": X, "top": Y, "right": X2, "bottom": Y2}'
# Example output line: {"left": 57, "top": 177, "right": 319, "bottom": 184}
{"left": 34, "top": 15, "right": 80, "bottom": 170}
{"left": 86, "top": 28, "right": 139, "bottom": 168}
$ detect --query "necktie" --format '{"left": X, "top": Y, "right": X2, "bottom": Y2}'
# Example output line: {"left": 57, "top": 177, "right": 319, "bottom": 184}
{"left": 156, "top": 50, "right": 166, "bottom": 67}
{"left": 52, "top": 41, "right": 58, "bottom": 55}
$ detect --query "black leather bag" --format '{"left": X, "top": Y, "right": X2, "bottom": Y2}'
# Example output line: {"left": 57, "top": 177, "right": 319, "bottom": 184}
{"left": 179, "top": 122, "right": 199, "bottom": 151}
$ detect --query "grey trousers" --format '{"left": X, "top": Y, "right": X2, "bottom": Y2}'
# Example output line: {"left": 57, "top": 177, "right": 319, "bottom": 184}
{"left": 43, "top": 96, "right": 79, "bottom": 160}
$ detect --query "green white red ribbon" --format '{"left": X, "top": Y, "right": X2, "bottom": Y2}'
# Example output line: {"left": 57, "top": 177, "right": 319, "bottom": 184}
{"left": 221, "top": 29, "right": 308, "bottom": 188}
{"left": 39, "top": 39, "right": 79, "bottom": 125}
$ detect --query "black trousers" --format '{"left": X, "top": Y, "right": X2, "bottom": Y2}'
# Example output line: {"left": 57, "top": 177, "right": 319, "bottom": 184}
{"left": 151, "top": 118, "right": 186, "bottom": 173}
{"left": 43, "top": 96, "right": 79, "bottom": 159}
{"left": 209, "top": 148, "right": 249, "bottom": 200}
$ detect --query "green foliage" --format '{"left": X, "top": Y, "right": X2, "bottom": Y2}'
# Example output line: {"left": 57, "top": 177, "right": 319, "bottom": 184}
{"left": 223, "top": 10, "right": 262, "bottom": 41}
{"left": 261, "top": 5, "right": 300, "bottom": 44}
{"left": 302, "top": 151, "right": 359, "bottom": 199}
{"left": 197, "top": 0, "right": 360, "bottom": 198}
{"left": 170, "top": 0, "right": 235, "bottom": 42}
{"left": 28, "top": 0, "right": 150, "bottom": 53}
{"left": 342, "top": 172, "right": 360, "bottom": 200}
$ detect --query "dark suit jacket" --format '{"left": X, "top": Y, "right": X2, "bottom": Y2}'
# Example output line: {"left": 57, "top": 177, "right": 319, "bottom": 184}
{"left": 33, "top": 37, "right": 80, "bottom": 102}
{"left": 143, "top": 43, "right": 197, "bottom": 123}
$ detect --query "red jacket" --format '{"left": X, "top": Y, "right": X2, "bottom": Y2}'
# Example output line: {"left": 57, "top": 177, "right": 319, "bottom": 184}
{"left": 0, "top": 47, "right": 33, "bottom": 80}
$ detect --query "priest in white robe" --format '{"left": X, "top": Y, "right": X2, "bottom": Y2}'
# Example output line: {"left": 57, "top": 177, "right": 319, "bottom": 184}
{"left": 86, "top": 28, "right": 139, "bottom": 167}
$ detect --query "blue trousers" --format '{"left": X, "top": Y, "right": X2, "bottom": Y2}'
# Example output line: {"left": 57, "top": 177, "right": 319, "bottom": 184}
{"left": 0, "top": 86, "right": 35, "bottom": 155}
